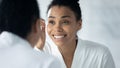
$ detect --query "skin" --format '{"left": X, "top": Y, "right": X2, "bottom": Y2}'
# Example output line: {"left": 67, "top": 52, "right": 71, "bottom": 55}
{"left": 47, "top": 6, "right": 82, "bottom": 68}
{"left": 35, "top": 19, "right": 46, "bottom": 49}
{"left": 27, "top": 19, "right": 44, "bottom": 48}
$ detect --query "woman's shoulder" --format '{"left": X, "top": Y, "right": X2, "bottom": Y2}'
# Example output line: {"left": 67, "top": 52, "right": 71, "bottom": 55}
{"left": 78, "top": 38, "right": 110, "bottom": 54}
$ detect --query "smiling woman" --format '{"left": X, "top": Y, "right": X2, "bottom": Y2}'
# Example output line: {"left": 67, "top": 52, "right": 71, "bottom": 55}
{"left": 47, "top": 6, "right": 81, "bottom": 47}
{"left": 35, "top": 0, "right": 115, "bottom": 68}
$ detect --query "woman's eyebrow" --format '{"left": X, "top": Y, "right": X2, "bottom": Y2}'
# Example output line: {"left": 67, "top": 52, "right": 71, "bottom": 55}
{"left": 48, "top": 15, "right": 71, "bottom": 19}
{"left": 61, "top": 15, "right": 71, "bottom": 18}
{"left": 48, "top": 16, "right": 55, "bottom": 18}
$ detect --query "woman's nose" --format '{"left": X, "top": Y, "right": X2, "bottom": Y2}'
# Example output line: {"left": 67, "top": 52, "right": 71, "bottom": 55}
{"left": 54, "top": 24, "right": 63, "bottom": 32}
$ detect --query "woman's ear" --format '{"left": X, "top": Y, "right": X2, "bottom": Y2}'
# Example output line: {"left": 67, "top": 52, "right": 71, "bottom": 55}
{"left": 35, "top": 18, "right": 46, "bottom": 50}
{"left": 40, "top": 19, "right": 45, "bottom": 32}
{"left": 26, "top": 19, "right": 41, "bottom": 47}
{"left": 32, "top": 19, "right": 41, "bottom": 33}
{"left": 77, "top": 19, "right": 82, "bottom": 30}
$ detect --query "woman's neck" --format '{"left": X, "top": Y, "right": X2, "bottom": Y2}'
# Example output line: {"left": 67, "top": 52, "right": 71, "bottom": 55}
{"left": 58, "top": 39, "right": 78, "bottom": 68}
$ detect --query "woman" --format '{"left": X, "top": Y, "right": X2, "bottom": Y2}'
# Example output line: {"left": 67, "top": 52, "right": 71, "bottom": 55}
{"left": 35, "top": 0, "right": 115, "bottom": 68}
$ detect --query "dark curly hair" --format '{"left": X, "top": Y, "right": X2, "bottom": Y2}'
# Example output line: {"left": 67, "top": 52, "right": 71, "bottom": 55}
{"left": 0, "top": 0, "right": 40, "bottom": 38}
{"left": 47, "top": 0, "right": 82, "bottom": 21}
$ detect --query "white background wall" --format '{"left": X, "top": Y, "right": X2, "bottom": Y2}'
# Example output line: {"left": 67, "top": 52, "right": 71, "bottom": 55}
{"left": 38, "top": 0, "right": 120, "bottom": 68}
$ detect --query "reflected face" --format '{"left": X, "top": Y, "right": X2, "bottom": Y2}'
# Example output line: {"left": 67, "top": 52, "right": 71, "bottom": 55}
{"left": 47, "top": 6, "right": 81, "bottom": 47}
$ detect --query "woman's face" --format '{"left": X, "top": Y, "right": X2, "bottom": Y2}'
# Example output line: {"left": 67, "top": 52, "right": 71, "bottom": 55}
{"left": 47, "top": 6, "right": 81, "bottom": 47}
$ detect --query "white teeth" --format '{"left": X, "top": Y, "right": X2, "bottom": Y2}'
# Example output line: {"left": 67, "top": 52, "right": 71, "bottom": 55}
{"left": 54, "top": 36, "right": 64, "bottom": 39}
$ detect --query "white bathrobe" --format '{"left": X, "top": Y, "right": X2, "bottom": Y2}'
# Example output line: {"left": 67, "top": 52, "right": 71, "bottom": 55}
{"left": 0, "top": 31, "right": 61, "bottom": 68}
{"left": 42, "top": 38, "right": 115, "bottom": 68}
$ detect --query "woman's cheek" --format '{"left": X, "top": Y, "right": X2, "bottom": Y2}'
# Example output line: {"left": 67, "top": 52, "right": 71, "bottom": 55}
{"left": 47, "top": 25, "right": 52, "bottom": 35}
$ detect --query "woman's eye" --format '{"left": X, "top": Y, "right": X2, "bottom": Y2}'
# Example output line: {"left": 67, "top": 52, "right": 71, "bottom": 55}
{"left": 48, "top": 20, "right": 55, "bottom": 25}
{"left": 62, "top": 21, "right": 69, "bottom": 25}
